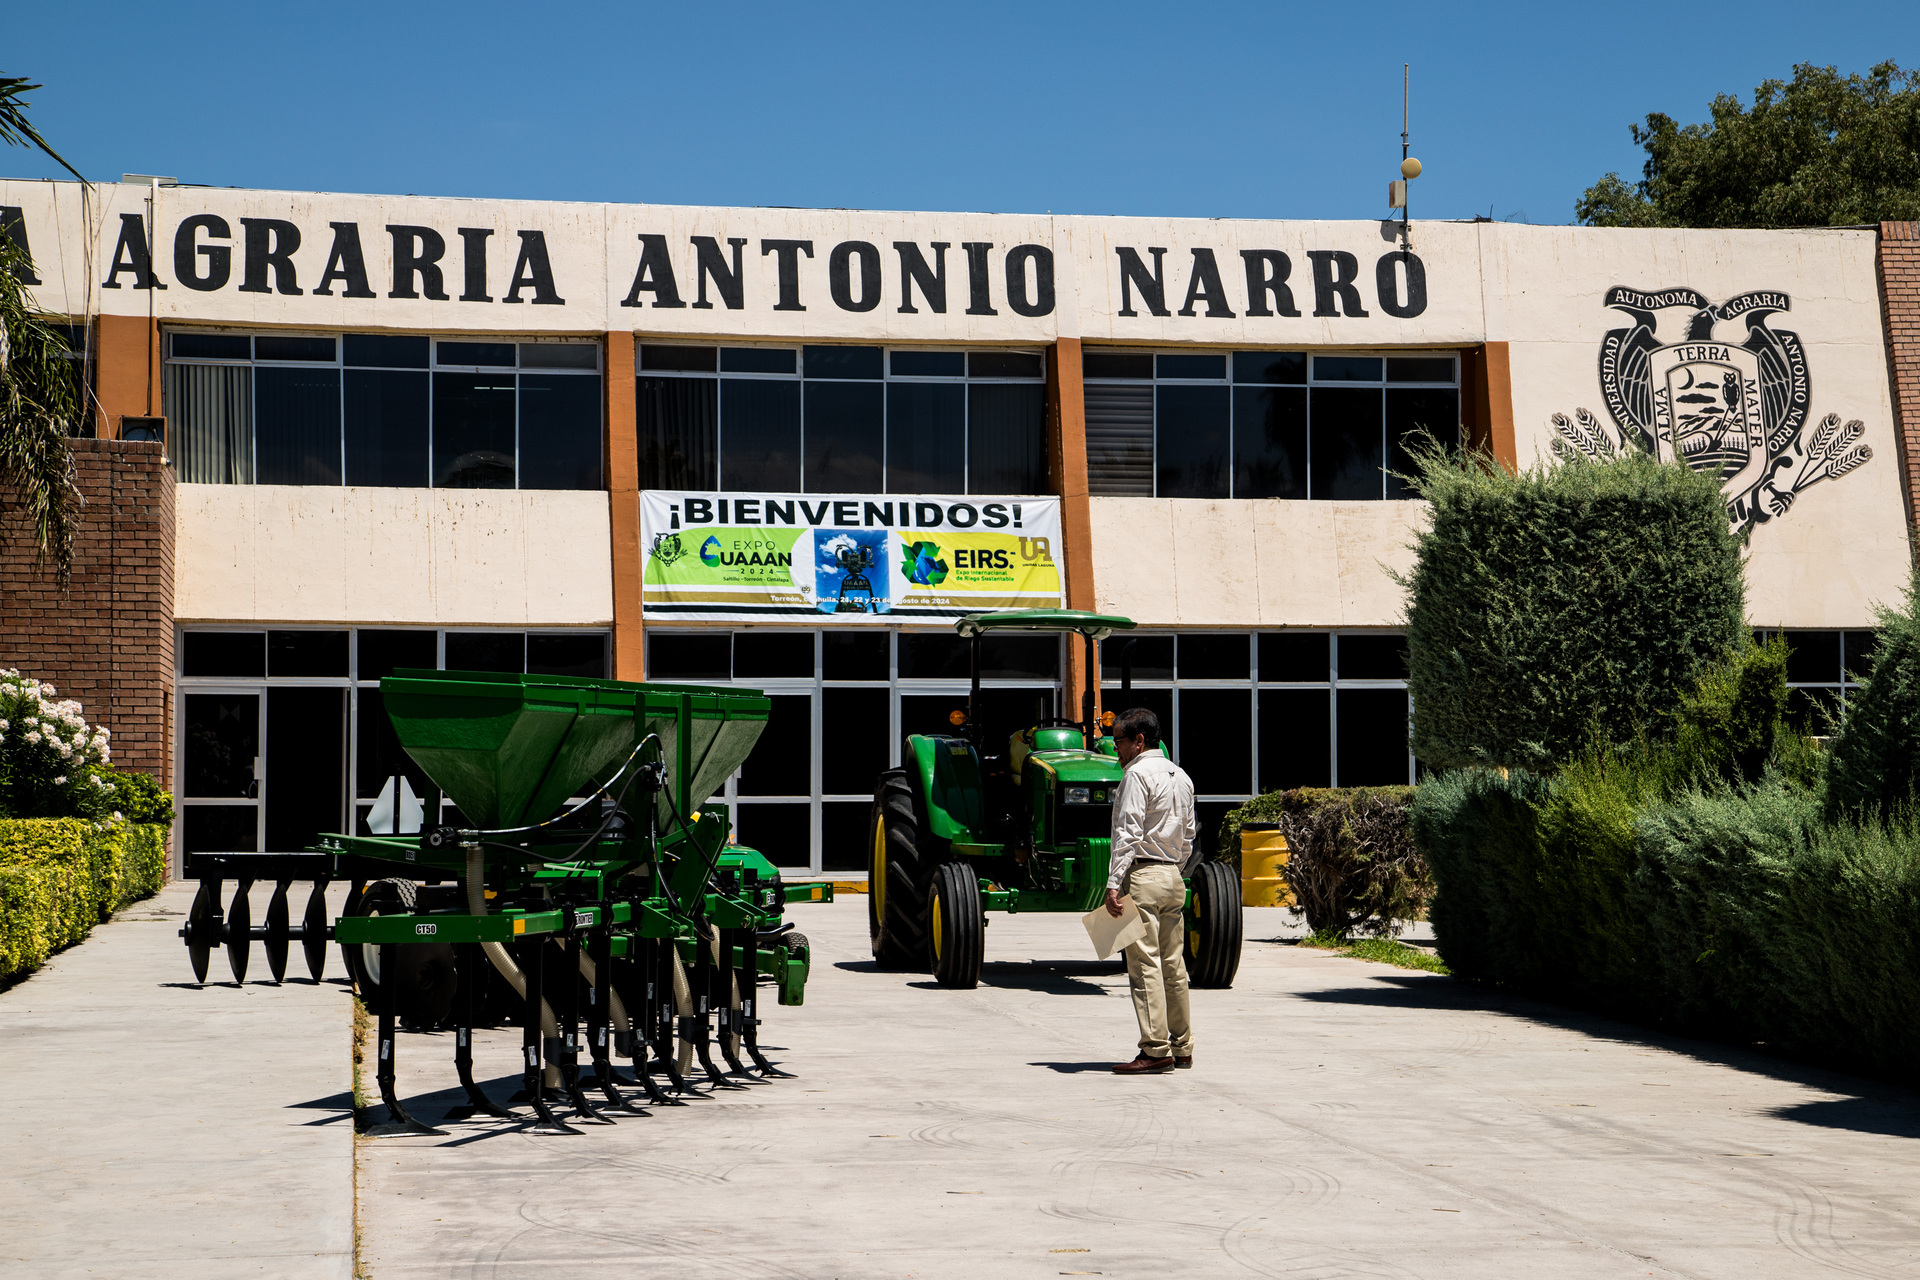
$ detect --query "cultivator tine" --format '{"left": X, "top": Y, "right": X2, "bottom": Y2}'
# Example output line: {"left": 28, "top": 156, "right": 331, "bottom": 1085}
{"left": 263, "top": 881, "right": 291, "bottom": 985}
{"left": 518, "top": 939, "right": 578, "bottom": 1134}
{"left": 554, "top": 937, "right": 614, "bottom": 1124}
{"left": 374, "top": 1003, "right": 445, "bottom": 1136}
{"left": 715, "top": 928, "right": 759, "bottom": 1083}
{"left": 688, "top": 932, "right": 747, "bottom": 1091}
{"left": 184, "top": 877, "right": 218, "bottom": 984}
{"left": 645, "top": 939, "right": 703, "bottom": 1098}
{"left": 301, "top": 881, "right": 329, "bottom": 982}
{"left": 225, "top": 879, "right": 253, "bottom": 984}
{"left": 739, "top": 937, "right": 791, "bottom": 1077}
{"left": 586, "top": 932, "right": 646, "bottom": 1115}
{"left": 451, "top": 945, "right": 515, "bottom": 1120}
{"left": 622, "top": 951, "right": 679, "bottom": 1106}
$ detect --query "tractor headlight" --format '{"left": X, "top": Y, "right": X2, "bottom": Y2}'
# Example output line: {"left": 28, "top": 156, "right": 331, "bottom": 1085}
{"left": 1064, "top": 786, "right": 1090, "bottom": 805}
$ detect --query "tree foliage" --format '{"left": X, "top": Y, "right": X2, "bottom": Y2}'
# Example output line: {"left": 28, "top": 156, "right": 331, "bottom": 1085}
{"left": 1576, "top": 60, "right": 1920, "bottom": 228}
{"left": 1825, "top": 577, "right": 1920, "bottom": 821}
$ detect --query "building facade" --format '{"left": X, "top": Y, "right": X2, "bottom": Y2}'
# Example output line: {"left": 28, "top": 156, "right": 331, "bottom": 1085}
{"left": 2, "top": 180, "right": 1915, "bottom": 876}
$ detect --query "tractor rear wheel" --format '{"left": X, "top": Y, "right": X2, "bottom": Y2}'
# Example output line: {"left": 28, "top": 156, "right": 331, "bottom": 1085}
{"left": 928, "top": 862, "right": 984, "bottom": 989}
{"left": 1185, "top": 861, "right": 1244, "bottom": 989}
{"left": 869, "top": 771, "right": 930, "bottom": 969}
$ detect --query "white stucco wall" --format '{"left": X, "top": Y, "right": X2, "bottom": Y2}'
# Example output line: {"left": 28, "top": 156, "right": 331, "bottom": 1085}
{"left": 175, "top": 486, "right": 613, "bottom": 626}
{"left": 1089, "top": 498, "right": 1422, "bottom": 629}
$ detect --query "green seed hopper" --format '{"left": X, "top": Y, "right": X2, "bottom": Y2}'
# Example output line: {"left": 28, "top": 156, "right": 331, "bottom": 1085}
{"left": 180, "top": 668, "right": 831, "bottom": 1136}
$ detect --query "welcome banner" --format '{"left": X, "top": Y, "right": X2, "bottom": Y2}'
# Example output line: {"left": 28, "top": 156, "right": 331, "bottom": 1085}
{"left": 640, "top": 492, "right": 1064, "bottom": 622}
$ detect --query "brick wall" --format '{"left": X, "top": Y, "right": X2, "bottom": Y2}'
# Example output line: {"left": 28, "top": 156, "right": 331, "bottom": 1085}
{"left": 0, "top": 439, "right": 175, "bottom": 788}
{"left": 1878, "top": 222, "right": 1920, "bottom": 561}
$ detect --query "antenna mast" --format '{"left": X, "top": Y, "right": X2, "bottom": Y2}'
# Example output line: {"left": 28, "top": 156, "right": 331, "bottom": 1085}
{"left": 1401, "top": 64, "right": 1411, "bottom": 247}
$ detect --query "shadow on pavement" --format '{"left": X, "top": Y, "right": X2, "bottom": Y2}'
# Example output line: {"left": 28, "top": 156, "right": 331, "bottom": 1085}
{"left": 1765, "top": 1097, "right": 1920, "bottom": 1138}
{"left": 1029, "top": 1061, "right": 1118, "bottom": 1074}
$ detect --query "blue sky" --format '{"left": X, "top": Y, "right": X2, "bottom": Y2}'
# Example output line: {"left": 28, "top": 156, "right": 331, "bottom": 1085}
{"left": 6, "top": 2, "right": 1917, "bottom": 223}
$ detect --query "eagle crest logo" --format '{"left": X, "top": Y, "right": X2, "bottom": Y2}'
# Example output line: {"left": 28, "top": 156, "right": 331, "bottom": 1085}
{"left": 1551, "top": 287, "right": 1871, "bottom": 537}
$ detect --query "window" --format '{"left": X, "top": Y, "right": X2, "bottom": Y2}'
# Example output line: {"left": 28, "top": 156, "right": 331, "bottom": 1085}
{"left": 1084, "top": 349, "right": 1458, "bottom": 499}
{"left": 636, "top": 345, "right": 1047, "bottom": 494}
{"left": 165, "top": 331, "right": 603, "bottom": 490}
{"left": 1756, "top": 628, "right": 1878, "bottom": 734}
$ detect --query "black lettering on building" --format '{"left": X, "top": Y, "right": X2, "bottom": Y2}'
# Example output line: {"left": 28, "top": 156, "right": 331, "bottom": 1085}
{"left": 1308, "top": 250, "right": 1367, "bottom": 317}
{"left": 829, "top": 241, "right": 881, "bottom": 312}
{"left": 1, "top": 207, "right": 41, "bottom": 285}
{"left": 895, "top": 241, "right": 948, "bottom": 314}
{"left": 621, "top": 233, "right": 685, "bottom": 308}
{"left": 457, "top": 228, "right": 493, "bottom": 302}
{"left": 1115, "top": 247, "right": 1169, "bottom": 317}
{"left": 238, "top": 218, "right": 301, "bottom": 295}
{"left": 1177, "top": 248, "right": 1234, "bottom": 318}
{"left": 312, "top": 222, "right": 375, "bottom": 298}
{"left": 760, "top": 240, "right": 812, "bottom": 311}
{"left": 101, "top": 213, "right": 164, "bottom": 289}
{"left": 1240, "top": 250, "right": 1300, "bottom": 317}
{"left": 1375, "top": 250, "right": 1427, "bottom": 319}
{"left": 386, "top": 225, "right": 449, "bottom": 300}
{"left": 503, "top": 230, "right": 565, "bottom": 305}
{"left": 173, "top": 214, "right": 231, "bottom": 292}
{"left": 691, "top": 236, "right": 746, "bottom": 310}
{"left": 1005, "top": 245, "right": 1054, "bottom": 317}
{"left": 962, "top": 242, "right": 997, "bottom": 315}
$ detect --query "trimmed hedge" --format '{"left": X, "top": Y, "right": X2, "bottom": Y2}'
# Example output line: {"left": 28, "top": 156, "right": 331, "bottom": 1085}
{"left": 0, "top": 818, "right": 167, "bottom": 980}
{"left": 1219, "top": 787, "right": 1429, "bottom": 937}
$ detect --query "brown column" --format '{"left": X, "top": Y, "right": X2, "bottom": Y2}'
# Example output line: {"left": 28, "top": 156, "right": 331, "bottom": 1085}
{"left": 605, "top": 332, "right": 644, "bottom": 678}
{"left": 1876, "top": 222, "right": 1920, "bottom": 561}
{"left": 1461, "top": 341, "right": 1517, "bottom": 471}
{"left": 1047, "top": 338, "right": 1101, "bottom": 722}
{"left": 95, "top": 314, "right": 162, "bottom": 438}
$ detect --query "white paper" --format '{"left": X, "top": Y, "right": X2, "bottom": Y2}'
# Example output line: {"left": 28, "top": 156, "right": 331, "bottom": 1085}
{"left": 1083, "top": 896, "right": 1147, "bottom": 960}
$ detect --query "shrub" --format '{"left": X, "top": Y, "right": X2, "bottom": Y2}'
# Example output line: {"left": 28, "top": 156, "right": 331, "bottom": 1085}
{"left": 0, "top": 817, "right": 169, "bottom": 980}
{"left": 0, "top": 669, "right": 172, "bottom": 824}
{"left": 1825, "top": 577, "right": 1920, "bottom": 820}
{"left": 1400, "top": 447, "right": 1746, "bottom": 773}
{"left": 1221, "top": 787, "right": 1429, "bottom": 938}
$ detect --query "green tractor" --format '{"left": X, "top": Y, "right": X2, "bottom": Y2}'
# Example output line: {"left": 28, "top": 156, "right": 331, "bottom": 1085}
{"left": 867, "top": 609, "right": 1244, "bottom": 990}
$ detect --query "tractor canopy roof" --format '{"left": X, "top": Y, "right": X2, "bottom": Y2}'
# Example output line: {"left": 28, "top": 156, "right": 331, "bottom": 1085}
{"left": 954, "top": 609, "right": 1136, "bottom": 641}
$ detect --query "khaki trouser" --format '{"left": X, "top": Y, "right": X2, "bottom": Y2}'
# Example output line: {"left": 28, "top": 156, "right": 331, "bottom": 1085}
{"left": 1123, "top": 862, "right": 1193, "bottom": 1059}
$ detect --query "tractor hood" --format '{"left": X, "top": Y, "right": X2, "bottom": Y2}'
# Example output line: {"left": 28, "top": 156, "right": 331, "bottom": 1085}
{"left": 1028, "top": 750, "right": 1125, "bottom": 784}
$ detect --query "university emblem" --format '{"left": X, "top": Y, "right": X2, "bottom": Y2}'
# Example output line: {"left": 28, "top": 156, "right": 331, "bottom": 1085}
{"left": 1550, "top": 287, "right": 1870, "bottom": 537}
{"left": 648, "top": 531, "right": 685, "bottom": 565}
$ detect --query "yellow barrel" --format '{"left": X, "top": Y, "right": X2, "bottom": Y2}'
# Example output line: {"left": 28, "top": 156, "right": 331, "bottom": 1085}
{"left": 1240, "top": 823, "right": 1292, "bottom": 907}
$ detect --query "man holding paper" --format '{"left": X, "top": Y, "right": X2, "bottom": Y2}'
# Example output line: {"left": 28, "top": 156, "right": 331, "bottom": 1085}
{"left": 1104, "top": 708, "right": 1198, "bottom": 1074}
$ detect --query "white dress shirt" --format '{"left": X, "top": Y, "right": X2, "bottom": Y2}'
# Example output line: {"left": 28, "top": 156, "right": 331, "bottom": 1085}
{"left": 1106, "top": 747, "right": 1198, "bottom": 891}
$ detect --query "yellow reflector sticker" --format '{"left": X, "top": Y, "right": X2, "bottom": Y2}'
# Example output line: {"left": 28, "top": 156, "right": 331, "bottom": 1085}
{"left": 513, "top": 918, "right": 526, "bottom": 935}
{"left": 811, "top": 887, "right": 822, "bottom": 900}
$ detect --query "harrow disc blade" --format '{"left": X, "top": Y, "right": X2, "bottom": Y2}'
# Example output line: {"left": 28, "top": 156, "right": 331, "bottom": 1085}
{"left": 225, "top": 881, "right": 252, "bottom": 985}
{"left": 302, "top": 884, "right": 329, "bottom": 982}
{"left": 264, "top": 883, "right": 290, "bottom": 985}
{"left": 186, "top": 881, "right": 215, "bottom": 985}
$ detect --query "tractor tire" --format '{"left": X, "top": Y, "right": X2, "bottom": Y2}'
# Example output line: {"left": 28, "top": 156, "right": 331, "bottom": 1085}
{"left": 343, "top": 878, "right": 458, "bottom": 1024}
{"left": 1184, "top": 861, "right": 1244, "bottom": 989}
{"left": 869, "top": 771, "right": 931, "bottom": 969}
{"left": 928, "top": 862, "right": 985, "bottom": 989}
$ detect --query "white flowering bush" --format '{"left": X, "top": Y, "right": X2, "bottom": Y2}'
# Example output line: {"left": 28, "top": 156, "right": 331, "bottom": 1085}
{"left": 0, "top": 670, "right": 147, "bottom": 821}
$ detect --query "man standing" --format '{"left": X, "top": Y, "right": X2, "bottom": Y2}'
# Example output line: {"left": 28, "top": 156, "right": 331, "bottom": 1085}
{"left": 1104, "top": 707, "right": 1198, "bottom": 1074}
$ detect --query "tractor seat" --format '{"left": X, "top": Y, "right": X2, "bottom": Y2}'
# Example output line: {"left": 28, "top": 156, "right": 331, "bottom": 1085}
{"left": 1008, "top": 725, "right": 1086, "bottom": 779}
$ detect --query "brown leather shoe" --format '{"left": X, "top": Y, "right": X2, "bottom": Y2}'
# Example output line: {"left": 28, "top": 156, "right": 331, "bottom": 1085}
{"left": 1175, "top": 1056, "right": 1193, "bottom": 1069}
{"left": 1112, "top": 1055, "right": 1176, "bottom": 1074}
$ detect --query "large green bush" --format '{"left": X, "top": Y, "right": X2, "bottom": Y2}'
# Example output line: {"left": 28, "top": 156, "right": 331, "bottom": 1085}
{"left": 1825, "top": 578, "right": 1920, "bottom": 820}
{"left": 1219, "top": 787, "right": 1429, "bottom": 937}
{"left": 1401, "top": 449, "right": 1746, "bottom": 772}
{"left": 0, "top": 818, "right": 167, "bottom": 979}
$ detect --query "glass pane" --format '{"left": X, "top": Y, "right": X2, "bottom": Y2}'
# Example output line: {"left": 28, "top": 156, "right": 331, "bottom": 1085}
{"left": 967, "top": 383, "right": 1047, "bottom": 495}
{"left": 734, "top": 802, "right": 811, "bottom": 869}
{"left": 518, "top": 373, "right": 603, "bottom": 490}
{"left": 904, "top": 689, "right": 1055, "bottom": 753}
{"left": 803, "top": 345, "right": 883, "bottom": 380}
{"left": 184, "top": 693, "right": 259, "bottom": 797}
{"left": 1178, "top": 688, "right": 1252, "bottom": 795}
{"left": 184, "top": 805, "right": 258, "bottom": 854}
{"left": 1313, "top": 356, "right": 1383, "bottom": 382}
{"left": 173, "top": 333, "right": 251, "bottom": 360}
{"left": 268, "top": 630, "right": 348, "bottom": 677}
{"left": 519, "top": 344, "right": 596, "bottom": 370}
{"left": 1309, "top": 386, "right": 1384, "bottom": 499}
{"left": 357, "top": 629, "right": 436, "bottom": 680}
{"left": 438, "top": 341, "right": 515, "bottom": 367}
{"left": 1784, "top": 631, "right": 1842, "bottom": 684}
{"left": 1157, "top": 353, "right": 1226, "bottom": 380}
{"left": 527, "top": 633, "right": 608, "bottom": 677}
{"left": 1083, "top": 352, "right": 1152, "bottom": 379}
{"left": 432, "top": 372, "right": 516, "bottom": 488}
{"left": 821, "top": 688, "right": 889, "bottom": 794}
{"left": 1386, "top": 387, "right": 1459, "bottom": 498}
{"left": 445, "top": 631, "right": 525, "bottom": 673}
{"left": 892, "top": 351, "right": 965, "bottom": 377}
{"left": 1101, "top": 634, "right": 1172, "bottom": 682}
{"left": 355, "top": 689, "right": 436, "bottom": 805}
{"left": 720, "top": 378, "right": 802, "bottom": 491}
{"left": 168, "top": 363, "right": 254, "bottom": 484}
{"left": 254, "top": 365, "right": 341, "bottom": 485}
{"left": 642, "top": 345, "right": 717, "bottom": 372}
{"left": 638, "top": 375, "right": 718, "bottom": 491}
{"left": 1178, "top": 633, "right": 1249, "bottom": 681}
{"left": 737, "top": 694, "right": 813, "bottom": 796}
{"left": 255, "top": 335, "right": 336, "bottom": 362}
{"left": 345, "top": 333, "right": 429, "bottom": 369}
{"left": 1789, "top": 686, "right": 1841, "bottom": 734}
{"left": 823, "top": 631, "right": 888, "bottom": 681}
{"left": 981, "top": 635, "right": 1060, "bottom": 680}
{"left": 1085, "top": 383, "right": 1153, "bottom": 496}
{"left": 344, "top": 369, "right": 429, "bottom": 487}
{"left": 1260, "top": 688, "right": 1330, "bottom": 789}
{"left": 898, "top": 632, "right": 970, "bottom": 679}
{"left": 266, "top": 687, "right": 344, "bottom": 851}
{"left": 1100, "top": 687, "right": 1172, "bottom": 751}
{"left": 1844, "top": 630, "right": 1879, "bottom": 682}
{"left": 1337, "top": 688, "right": 1409, "bottom": 785}
{"left": 1194, "top": 800, "right": 1237, "bottom": 860}
{"left": 734, "top": 631, "right": 814, "bottom": 679}
{"left": 803, "top": 381, "right": 883, "bottom": 491}
{"left": 969, "top": 351, "right": 1043, "bottom": 378}
{"left": 900, "top": 692, "right": 971, "bottom": 737}
{"left": 1233, "top": 386, "right": 1307, "bottom": 499}
{"left": 183, "top": 631, "right": 265, "bottom": 678}
{"left": 649, "top": 633, "right": 730, "bottom": 681}
{"left": 1387, "top": 356, "right": 1455, "bottom": 383}
{"left": 1233, "top": 351, "right": 1306, "bottom": 385}
{"left": 886, "top": 382, "right": 965, "bottom": 493}
{"left": 821, "top": 802, "right": 872, "bottom": 871}
{"left": 720, "top": 347, "right": 796, "bottom": 374}
{"left": 1259, "top": 632, "right": 1328, "bottom": 682}
{"left": 1156, "top": 384, "right": 1230, "bottom": 499}
{"left": 1338, "top": 633, "right": 1407, "bottom": 681}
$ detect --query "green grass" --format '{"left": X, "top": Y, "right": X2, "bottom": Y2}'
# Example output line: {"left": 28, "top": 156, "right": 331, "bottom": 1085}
{"left": 1296, "top": 929, "right": 1451, "bottom": 974}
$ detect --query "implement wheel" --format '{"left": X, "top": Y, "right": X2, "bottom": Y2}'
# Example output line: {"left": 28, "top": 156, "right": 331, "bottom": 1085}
{"left": 928, "top": 862, "right": 984, "bottom": 989}
{"left": 1185, "top": 861, "right": 1243, "bottom": 989}
{"left": 869, "top": 771, "right": 930, "bottom": 969}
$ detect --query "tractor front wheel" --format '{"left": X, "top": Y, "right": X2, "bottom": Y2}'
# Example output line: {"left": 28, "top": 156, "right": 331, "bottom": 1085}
{"left": 869, "top": 771, "right": 930, "bottom": 969}
{"left": 928, "top": 862, "right": 985, "bottom": 989}
{"left": 1185, "top": 861, "right": 1244, "bottom": 989}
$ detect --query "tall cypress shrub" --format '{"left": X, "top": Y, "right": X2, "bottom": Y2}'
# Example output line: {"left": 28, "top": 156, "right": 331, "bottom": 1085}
{"left": 1402, "top": 449, "right": 1745, "bottom": 772}
{"left": 1825, "top": 578, "right": 1920, "bottom": 820}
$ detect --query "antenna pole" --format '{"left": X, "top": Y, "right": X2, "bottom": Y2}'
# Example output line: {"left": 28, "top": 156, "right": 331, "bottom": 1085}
{"left": 1401, "top": 64, "right": 1411, "bottom": 249}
